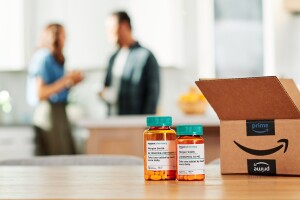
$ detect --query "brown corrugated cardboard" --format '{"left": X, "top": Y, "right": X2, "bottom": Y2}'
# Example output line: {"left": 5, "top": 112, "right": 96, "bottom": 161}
{"left": 280, "top": 79, "right": 300, "bottom": 109}
{"left": 195, "top": 76, "right": 300, "bottom": 175}
{"left": 196, "top": 76, "right": 300, "bottom": 120}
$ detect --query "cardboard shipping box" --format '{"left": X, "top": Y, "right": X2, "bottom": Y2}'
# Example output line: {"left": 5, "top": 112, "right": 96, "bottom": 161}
{"left": 196, "top": 76, "right": 300, "bottom": 175}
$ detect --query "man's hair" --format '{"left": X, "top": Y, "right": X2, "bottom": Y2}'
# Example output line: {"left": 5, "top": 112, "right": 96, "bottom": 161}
{"left": 111, "top": 11, "right": 132, "bottom": 30}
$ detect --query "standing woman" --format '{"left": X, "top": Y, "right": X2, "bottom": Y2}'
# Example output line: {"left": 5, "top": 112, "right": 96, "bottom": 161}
{"left": 27, "top": 23, "right": 83, "bottom": 155}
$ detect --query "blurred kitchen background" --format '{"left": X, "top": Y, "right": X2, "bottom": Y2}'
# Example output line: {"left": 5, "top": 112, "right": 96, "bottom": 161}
{"left": 0, "top": 0, "right": 300, "bottom": 161}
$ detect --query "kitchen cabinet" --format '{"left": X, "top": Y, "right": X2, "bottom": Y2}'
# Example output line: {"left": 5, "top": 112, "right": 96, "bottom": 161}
{"left": 0, "top": 0, "right": 25, "bottom": 70}
{"left": 0, "top": 126, "right": 35, "bottom": 161}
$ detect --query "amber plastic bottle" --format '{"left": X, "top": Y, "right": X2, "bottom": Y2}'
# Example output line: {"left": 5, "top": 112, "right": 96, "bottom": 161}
{"left": 176, "top": 125, "right": 205, "bottom": 181}
{"left": 144, "top": 116, "right": 176, "bottom": 180}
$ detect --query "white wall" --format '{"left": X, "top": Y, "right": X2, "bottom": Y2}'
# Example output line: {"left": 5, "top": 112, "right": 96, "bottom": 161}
{"left": 24, "top": 0, "right": 189, "bottom": 70}
{"left": 274, "top": 0, "right": 300, "bottom": 83}
{"left": 1, "top": 0, "right": 214, "bottom": 74}
{"left": 27, "top": 0, "right": 115, "bottom": 69}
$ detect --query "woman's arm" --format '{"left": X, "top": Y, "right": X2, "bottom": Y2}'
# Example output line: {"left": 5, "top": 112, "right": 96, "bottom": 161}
{"left": 36, "top": 76, "right": 69, "bottom": 101}
{"left": 36, "top": 71, "right": 83, "bottom": 101}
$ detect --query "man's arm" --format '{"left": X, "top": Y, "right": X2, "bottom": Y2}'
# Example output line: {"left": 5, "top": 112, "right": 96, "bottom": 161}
{"left": 99, "top": 54, "right": 115, "bottom": 99}
{"left": 142, "top": 53, "right": 160, "bottom": 114}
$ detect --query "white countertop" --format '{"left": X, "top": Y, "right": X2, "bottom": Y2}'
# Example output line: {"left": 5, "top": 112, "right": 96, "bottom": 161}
{"left": 78, "top": 115, "right": 220, "bottom": 129}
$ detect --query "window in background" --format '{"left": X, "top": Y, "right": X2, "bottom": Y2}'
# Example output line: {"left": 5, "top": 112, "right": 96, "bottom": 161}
{"left": 214, "top": 0, "right": 264, "bottom": 78}
{"left": 0, "top": 0, "right": 25, "bottom": 70}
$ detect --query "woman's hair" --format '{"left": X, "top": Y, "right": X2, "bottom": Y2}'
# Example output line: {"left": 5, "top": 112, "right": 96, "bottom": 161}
{"left": 38, "top": 23, "right": 65, "bottom": 65}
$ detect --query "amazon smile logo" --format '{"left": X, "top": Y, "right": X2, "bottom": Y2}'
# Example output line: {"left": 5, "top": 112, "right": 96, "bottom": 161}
{"left": 234, "top": 139, "right": 288, "bottom": 156}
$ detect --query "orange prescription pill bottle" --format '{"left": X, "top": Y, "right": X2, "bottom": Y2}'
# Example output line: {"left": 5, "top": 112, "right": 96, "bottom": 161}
{"left": 144, "top": 116, "right": 176, "bottom": 180}
{"left": 176, "top": 125, "right": 205, "bottom": 181}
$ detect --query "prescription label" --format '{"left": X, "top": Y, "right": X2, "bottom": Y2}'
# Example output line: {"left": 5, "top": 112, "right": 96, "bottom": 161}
{"left": 177, "top": 144, "right": 205, "bottom": 175}
{"left": 146, "top": 140, "right": 176, "bottom": 170}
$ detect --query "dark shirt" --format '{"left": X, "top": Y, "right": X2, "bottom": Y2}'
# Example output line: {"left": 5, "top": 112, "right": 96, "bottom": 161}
{"left": 104, "top": 42, "right": 160, "bottom": 115}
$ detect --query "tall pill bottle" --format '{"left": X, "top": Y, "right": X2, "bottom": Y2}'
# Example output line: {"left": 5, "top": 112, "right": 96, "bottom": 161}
{"left": 144, "top": 116, "right": 176, "bottom": 180}
{"left": 176, "top": 125, "right": 205, "bottom": 181}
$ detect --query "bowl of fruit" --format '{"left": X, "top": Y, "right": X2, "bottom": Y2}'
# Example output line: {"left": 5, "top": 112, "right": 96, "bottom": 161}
{"left": 178, "top": 86, "right": 207, "bottom": 115}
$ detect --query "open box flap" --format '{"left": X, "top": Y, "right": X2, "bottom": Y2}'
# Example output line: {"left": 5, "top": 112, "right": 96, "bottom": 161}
{"left": 279, "top": 79, "right": 300, "bottom": 110}
{"left": 195, "top": 76, "right": 300, "bottom": 120}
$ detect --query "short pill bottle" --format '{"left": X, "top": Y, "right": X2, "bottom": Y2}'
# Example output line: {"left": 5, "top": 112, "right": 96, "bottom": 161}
{"left": 144, "top": 116, "right": 176, "bottom": 181}
{"left": 176, "top": 125, "right": 205, "bottom": 181}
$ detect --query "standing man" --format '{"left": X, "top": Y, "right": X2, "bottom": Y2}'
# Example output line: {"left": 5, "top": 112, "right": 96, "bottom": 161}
{"left": 100, "top": 11, "right": 160, "bottom": 115}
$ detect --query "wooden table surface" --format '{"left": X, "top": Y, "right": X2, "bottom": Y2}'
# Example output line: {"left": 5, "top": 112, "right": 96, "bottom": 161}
{"left": 0, "top": 165, "right": 299, "bottom": 200}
